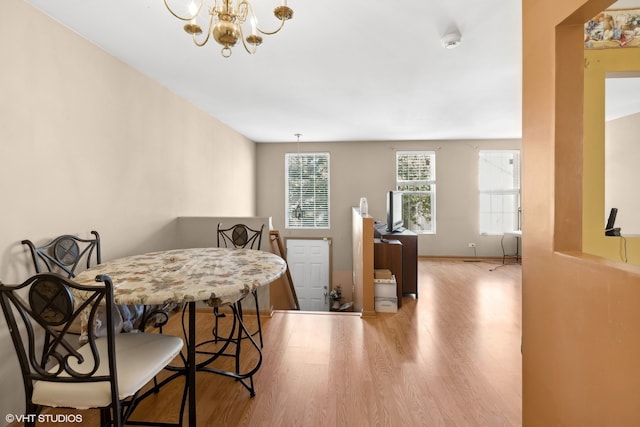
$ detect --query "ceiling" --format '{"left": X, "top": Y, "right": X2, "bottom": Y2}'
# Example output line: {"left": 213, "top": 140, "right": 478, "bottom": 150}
{"left": 22, "top": 0, "right": 640, "bottom": 143}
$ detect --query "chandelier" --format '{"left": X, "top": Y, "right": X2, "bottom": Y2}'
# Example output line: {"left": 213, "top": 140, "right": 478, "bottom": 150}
{"left": 163, "top": 0, "right": 294, "bottom": 58}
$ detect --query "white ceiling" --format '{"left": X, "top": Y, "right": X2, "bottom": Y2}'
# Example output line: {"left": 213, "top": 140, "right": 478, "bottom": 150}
{"left": 21, "top": 0, "right": 640, "bottom": 143}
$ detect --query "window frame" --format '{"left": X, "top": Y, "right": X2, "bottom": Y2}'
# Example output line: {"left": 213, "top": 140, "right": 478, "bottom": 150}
{"left": 395, "top": 150, "right": 436, "bottom": 234}
{"left": 285, "top": 152, "right": 330, "bottom": 230}
{"left": 478, "top": 149, "right": 521, "bottom": 235}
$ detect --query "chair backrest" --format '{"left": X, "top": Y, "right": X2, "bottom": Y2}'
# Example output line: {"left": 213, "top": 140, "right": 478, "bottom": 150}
{"left": 217, "top": 223, "right": 264, "bottom": 250}
{"left": 22, "top": 231, "right": 101, "bottom": 278}
{"left": 0, "top": 273, "right": 120, "bottom": 415}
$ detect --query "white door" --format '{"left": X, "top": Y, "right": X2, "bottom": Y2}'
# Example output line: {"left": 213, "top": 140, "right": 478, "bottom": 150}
{"left": 286, "top": 239, "right": 330, "bottom": 312}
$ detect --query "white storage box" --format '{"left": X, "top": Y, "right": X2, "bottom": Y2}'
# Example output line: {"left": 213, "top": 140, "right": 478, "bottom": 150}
{"left": 375, "top": 297, "right": 398, "bottom": 313}
{"left": 374, "top": 278, "right": 397, "bottom": 298}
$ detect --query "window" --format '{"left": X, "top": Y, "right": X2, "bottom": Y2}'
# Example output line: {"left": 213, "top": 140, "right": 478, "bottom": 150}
{"left": 479, "top": 150, "right": 521, "bottom": 234}
{"left": 285, "top": 152, "right": 330, "bottom": 229}
{"left": 396, "top": 151, "right": 436, "bottom": 233}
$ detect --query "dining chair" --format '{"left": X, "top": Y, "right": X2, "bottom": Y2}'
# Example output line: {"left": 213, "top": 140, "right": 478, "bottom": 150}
{"left": 21, "top": 231, "right": 173, "bottom": 388}
{"left": 0, "top": 273, "right": 184, "bottom": 427}
{"left": 22, "top": 231, "right": 102, "bottom": 278}
{"left": 216, "top": 223, "right": 265, "bottom": 348}
{"left": 22, "top": 232, "right": 171, "bottom": 334}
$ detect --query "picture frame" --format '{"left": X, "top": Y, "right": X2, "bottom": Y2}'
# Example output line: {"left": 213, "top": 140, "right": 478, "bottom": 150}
{"left": 585, "top": 8, "right": 640, "bottom": 49}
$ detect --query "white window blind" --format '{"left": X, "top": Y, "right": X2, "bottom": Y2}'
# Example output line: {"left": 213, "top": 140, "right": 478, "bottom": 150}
{"left": 479, "top": 150, "right": 521, "bottom": 234}
{"left": 396, "top": 151, "right": 436, "bottom": 233}
{"left": 285, "top": 152, "right": 330, "bottom": 229}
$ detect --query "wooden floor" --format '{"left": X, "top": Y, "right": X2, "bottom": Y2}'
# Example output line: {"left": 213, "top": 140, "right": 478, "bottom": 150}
{"left": 40, "top": 258, "right": 522, "bottom": 426}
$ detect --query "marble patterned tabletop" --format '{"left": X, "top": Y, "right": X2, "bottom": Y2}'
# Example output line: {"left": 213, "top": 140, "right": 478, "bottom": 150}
{"left": 73, "top": 247, "right": 287, "bottom": 307}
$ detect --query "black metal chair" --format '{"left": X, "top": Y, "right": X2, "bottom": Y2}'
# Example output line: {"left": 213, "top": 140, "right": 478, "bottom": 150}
{"left": 22, "top": 232, "right": 170, "bottom": 333}
{"left": 0, "top": 273, "right": 183, "bottom": 427}
{"left": 215, "top": 223, "right": 265, "bottom": 348}
{"left": 22, "top": 231, "right": 102, "bottom": 278}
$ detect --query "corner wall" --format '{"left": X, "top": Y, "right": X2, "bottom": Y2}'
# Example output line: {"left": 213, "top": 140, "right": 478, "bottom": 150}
{"left": 523, "top": 0, "right": 640, "bottom": 424}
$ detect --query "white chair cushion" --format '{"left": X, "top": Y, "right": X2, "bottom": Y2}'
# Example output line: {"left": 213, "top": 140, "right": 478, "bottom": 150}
{"left": 32, "top": 332, "right": 183, "bottom": 409}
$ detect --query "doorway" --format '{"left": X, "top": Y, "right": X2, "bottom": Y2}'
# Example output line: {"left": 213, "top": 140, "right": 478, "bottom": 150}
{"left": 286, "top": 238, "right": 331, "bottom": 311}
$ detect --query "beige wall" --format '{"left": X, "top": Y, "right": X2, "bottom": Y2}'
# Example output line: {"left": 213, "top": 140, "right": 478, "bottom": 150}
{"left": 0, "top": 0, "right": 256, "bottom": 419}
{"left": 256, "top": 139, "right": 521, "bottom": 279}
{"left": 523, "top": 0, "right": 640, "bottom": 424}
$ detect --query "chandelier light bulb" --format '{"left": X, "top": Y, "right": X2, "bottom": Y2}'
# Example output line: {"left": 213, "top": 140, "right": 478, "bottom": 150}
{"left": 188, "top": 1, "right": 198, "bottom": 16}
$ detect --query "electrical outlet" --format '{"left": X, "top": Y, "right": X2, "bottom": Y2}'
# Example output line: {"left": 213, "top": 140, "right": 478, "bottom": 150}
{"left": 468, "top": 243, "right": 476, "bottom": 248}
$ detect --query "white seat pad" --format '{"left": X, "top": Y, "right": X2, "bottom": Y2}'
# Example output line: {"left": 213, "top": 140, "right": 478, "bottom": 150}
{"left": 32, "top": 333, "right": 183, "bottom": 409}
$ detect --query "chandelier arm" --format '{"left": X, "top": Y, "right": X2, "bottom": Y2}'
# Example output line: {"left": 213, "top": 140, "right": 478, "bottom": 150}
{"left": 256, "top": 18, "right": 287, "bottom": 36}
{"left": 238, "top": 25, "right": 258, "bottom": 55}
{"left": 192, "top": 12, "right": 215, "bottom": 47}
{"left": 163, "top": 0, "right": 203, "bottom": 21}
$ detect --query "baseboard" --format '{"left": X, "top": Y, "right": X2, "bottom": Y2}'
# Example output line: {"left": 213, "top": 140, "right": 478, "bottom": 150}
{"left": 272, "top": 309, "right": 360, "bottom": 316}
{"left": 420, "top": 255, "right": 503, "bottom": 262}
{"left": 194, "top": 305, "right": 272, "bottom": 317}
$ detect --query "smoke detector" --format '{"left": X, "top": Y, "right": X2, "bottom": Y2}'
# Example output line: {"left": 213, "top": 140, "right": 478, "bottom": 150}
{"left": 441, "top": 32, "right": 462, "bottom": 49}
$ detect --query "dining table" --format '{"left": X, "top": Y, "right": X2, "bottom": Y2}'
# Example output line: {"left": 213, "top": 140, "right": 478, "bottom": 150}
{"left": 72, "top": 247, "right": 287, "bottom": 426}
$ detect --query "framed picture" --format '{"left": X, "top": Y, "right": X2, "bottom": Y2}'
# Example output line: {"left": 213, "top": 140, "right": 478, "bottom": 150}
{"left": 585, "top": 8, "right": 640, "bottom": 49}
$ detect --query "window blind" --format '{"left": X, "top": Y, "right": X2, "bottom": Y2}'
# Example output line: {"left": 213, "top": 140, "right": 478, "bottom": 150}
{"left": 396, "top": 151, "right": 436, "bottom": 233}
{"left": 285, "top": 152, "right": 330, "bottom": 229}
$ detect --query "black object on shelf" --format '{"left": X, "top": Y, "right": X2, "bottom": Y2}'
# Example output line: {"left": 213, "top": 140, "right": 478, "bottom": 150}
{"left": 605, "top": 207, "right": 621, "bottom": 236}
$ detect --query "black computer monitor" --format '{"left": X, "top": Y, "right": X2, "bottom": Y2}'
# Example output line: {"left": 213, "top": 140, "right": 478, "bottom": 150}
{"left": 386, "top": 190, "right": 404, "bottom": 232}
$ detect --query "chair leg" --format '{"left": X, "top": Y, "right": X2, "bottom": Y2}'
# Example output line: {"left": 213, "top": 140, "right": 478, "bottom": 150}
{"left": 230, "top": 301, "right": 259, "bottom": 397}
{"left": 25, "top": 403, "right": 38, "bottom": 427}
{"left": 252, "top": 290, "right": 263, "bottom": 348}
{"left": 212, "top": 306, "right": 226, "bottom": 342}
{"left": 100, "top": 407, "right": 109, "bottom": 427}
{"left": 235, "top": 302, "right": 244, "bottom": 375}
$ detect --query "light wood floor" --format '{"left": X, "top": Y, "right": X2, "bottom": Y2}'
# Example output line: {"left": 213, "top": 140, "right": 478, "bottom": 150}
{"left": 39, "top": 258, "right": 522, "bottom": 426}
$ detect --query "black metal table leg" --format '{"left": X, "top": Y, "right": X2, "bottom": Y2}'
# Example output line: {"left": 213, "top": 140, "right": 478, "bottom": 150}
{"left": 188, "top": 301, "right": 196, "bottom": 426}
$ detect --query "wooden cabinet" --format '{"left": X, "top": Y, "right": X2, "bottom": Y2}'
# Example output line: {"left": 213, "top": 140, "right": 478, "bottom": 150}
{"left": 381, "top": 229, "right": 418, "bottom": 297}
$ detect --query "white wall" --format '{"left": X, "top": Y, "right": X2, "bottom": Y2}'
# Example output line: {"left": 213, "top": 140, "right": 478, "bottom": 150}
{"left": 0, "top": 0, "right": 256, "bottom": 420}
{"left": 256, "top": 139, "right": 522, "bottom": 275}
